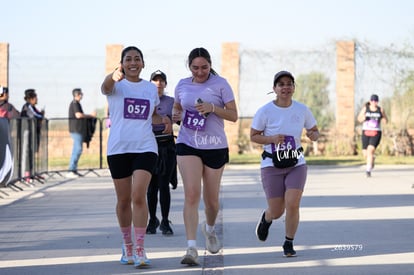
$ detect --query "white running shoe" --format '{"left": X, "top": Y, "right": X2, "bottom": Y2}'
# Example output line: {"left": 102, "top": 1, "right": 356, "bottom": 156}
{"left": 201, "top": 221, "right": 222, "bottom": 254}
{"left": 180, "top": 247, "right": 199, "bottom": 266}
{"left": 120, "top": 243, "right": 134, "bottom": 265}
{"left": 66, "top": 171, "right": 78, "bottom": 179}
{"left": 134, "top": 247, "right": 150, "bottom": 267}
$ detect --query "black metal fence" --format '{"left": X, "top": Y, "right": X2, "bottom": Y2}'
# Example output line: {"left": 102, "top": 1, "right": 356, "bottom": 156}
{"left": 1, "top": 117, "right": 108, "bottom": 188}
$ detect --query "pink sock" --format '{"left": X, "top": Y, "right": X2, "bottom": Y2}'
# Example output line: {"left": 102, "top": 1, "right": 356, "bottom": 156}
{"left": 134, "top": 227, "right": 146, "bottom": 248}
{"left": 120, "top": 226, "right": 132, "bottom": 244}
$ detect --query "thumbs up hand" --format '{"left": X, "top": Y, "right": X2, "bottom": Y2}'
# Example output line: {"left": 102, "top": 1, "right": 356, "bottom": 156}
{"left": 112, "top": 64, "right": 124, "bottom": 82}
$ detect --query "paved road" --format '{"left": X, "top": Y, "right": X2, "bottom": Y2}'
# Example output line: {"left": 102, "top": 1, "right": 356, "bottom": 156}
{"left": 0, "top": 164, "right": 413, "bottom": 274}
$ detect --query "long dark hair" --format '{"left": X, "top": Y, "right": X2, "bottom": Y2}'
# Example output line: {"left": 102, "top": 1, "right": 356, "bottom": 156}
{"left": 120, "top": 46, "right": 145, "bottom": 73}
{"left": 187, "top": 47, "right": 218, "bottom": 75}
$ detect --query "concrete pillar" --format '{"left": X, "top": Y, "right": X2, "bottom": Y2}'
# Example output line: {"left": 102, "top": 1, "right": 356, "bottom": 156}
{"left": 0, "top": 43, "right": 9, "bottom": 87}
{"left": 103, "top": 44, "right": 123, "bottom": 149}
{"left": 221, "top": 42, "right": 240, "bottom": 154}
{"left": 336, "top": 41, "right": 355, "bottom": 139}
{"left": 105, "top": 44, "right": 124, "bottom": 75}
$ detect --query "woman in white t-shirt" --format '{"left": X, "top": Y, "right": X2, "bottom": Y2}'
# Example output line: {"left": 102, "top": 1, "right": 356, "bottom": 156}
{"left": 250, "top": 71, "right": 319, "bottom": 258}
{"left": 101, "top": 46, "right": 171, "bottom": 268}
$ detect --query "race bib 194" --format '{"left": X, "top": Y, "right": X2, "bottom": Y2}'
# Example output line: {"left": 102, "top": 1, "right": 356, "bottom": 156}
{"left": 183, "top": 110, "right": 206, "bottom": 131}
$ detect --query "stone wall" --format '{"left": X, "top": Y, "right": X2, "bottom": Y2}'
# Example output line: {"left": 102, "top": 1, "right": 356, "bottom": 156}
{"left": 334, "top": 41, "right": 357, "bottom": 154}
{"left": 0, "top": 43, "right": 9, "bottom": 87}
{"left": 336, "top": 41, "right": 355, "bottom": 138}
{"left": 221, "top": 43, "right": 240, "bottom": 153}
{"left": 105, "top": 44, "right": 123, "bottom": 75}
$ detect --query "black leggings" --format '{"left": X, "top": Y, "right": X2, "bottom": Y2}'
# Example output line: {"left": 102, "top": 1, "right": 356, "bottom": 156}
{"left": 147, "top": 140, "right": 177, "bottom": 221}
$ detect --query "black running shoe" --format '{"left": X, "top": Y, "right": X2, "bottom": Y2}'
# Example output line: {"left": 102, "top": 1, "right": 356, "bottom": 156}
{"left": 159, "top": 219, "right": 174, "bottom": 235}
{"left": 255, "top": 210, "right": 272, "bottom": 241}
{"left": 366, "top": 171, "right": 371, "bottom": 177}
{"left": 146, "top": 217, "right": 160, "bottom": 234}
{"left": 283, "top": 240, "right": 297, "bottom": 257}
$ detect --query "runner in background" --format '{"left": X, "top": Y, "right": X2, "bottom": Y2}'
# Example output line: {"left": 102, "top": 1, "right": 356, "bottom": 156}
{"left": 146, "top": 70, "right": 177, "bottom": 236}
{"left": 357, "top": 94, "right": 388, "bottom": 177}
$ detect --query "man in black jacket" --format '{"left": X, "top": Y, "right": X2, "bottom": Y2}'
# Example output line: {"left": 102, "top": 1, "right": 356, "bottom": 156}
{"left": 67, "top": 88, "right": 96, "bottom": 178}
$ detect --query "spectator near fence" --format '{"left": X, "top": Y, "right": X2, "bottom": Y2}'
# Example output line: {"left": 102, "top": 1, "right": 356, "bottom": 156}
{"left": 20, "top": 89, "right": 45, "bottom": 182}
{"left": 0, "top": 87, "right": 20, "bottom": 119}
{"left": 0, "top": 86, "right": 20, "bottom": 187}
{"left": 67, "top": 88, "right": 96, "bottom": 178}
{"left": 0, "top": 118, "right": 13, "bottom": 187}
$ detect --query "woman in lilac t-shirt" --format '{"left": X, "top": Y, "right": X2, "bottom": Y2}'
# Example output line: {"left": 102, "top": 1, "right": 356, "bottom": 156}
{"left": 172, "top": 47, "right": 238, "bottom": 266}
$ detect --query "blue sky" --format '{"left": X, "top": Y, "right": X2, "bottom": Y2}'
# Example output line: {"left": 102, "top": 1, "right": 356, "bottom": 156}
{"left": 2, "top": 0, "right": 413, "bottom": 55}
{"left": 1, "top": 0, "right": 413, "bottom": 117}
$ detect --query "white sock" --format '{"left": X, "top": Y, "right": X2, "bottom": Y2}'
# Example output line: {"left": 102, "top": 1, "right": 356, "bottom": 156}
{"left": 187, "top": 240, "right": 196, "bottom": 248}
{"left": 206, "top": 223, "right": 215, "bottom": 233}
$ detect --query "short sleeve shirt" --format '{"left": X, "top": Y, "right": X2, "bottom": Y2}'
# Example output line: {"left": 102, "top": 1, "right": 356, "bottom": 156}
{"left": 251, "top": 100, "right": 317, "bottom": 168}
{"left": 174, "top": 74, "right": 235, "bottom": 149}
{"left": 104, "top": 79, "right": 159, "bottom": 156}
